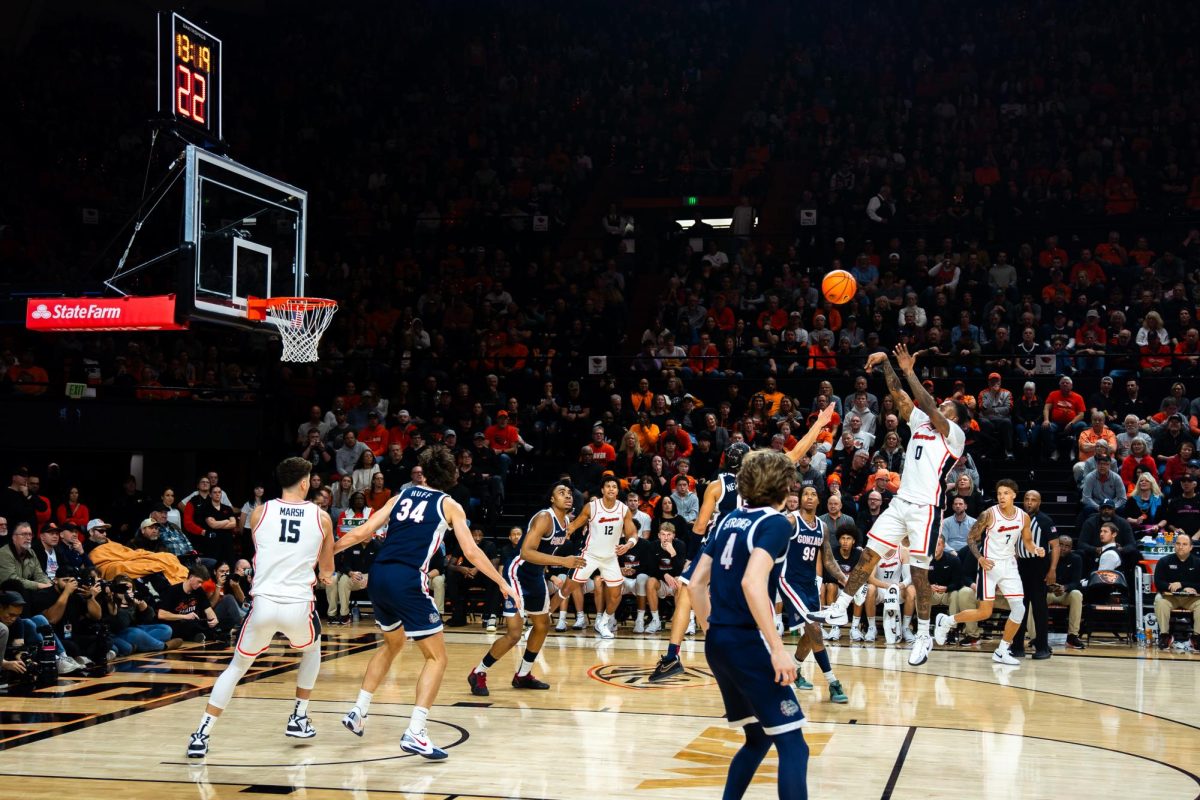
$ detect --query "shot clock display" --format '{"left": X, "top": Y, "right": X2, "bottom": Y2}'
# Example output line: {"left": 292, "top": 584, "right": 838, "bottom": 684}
{"left": 158, "top": 12, "right": 222, "bottom": 141}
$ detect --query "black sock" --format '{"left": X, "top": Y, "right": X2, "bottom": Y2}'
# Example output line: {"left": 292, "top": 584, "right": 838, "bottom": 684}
{"left": 522, "top": 649, "right": 538, "bottom": 664}
{"left": 482, "top": 652, "right": 498, "bottom": 669}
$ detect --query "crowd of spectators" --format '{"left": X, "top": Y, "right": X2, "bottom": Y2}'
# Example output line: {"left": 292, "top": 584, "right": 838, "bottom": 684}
{"left": 4, "top": 0, "right": 1200, "bottom": 660}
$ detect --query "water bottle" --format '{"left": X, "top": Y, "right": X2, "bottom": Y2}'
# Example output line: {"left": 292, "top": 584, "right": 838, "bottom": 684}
{"left": 351, "top": 601, "right": 360, "bottom": 623}
{"left": 62, "top": 623, "right": 72, "bottom": 641}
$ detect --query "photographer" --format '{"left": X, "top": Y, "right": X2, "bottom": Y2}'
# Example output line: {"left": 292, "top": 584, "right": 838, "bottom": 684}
{"left": 100, "top": 573, "right": 182, "bottom": 655}
{"left": 206, "top": 561, "right": 246, "bottom": 631}
{"left": 156, "top": 564, "right": 220, "bottom": 642}
{"left": 1, "top": 590, "right": 30, "bottom": 680}
{"left": 26, "top": 566, "right": 106, "bottom": 666}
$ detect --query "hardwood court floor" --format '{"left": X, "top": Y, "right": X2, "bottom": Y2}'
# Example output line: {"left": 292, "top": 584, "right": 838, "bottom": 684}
{"left": 0, "top": 623, "right": 1197, "bottom": 800}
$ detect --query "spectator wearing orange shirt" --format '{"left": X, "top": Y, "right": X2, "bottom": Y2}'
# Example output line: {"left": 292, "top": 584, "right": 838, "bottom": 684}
{"left": 1037, "top": 235, "right": 1068, "bottom": 269}
{"left": 587, "top": 425, "right": 618, "bottom": 469}
{"left": 630, "top": 378, "right": 655, "bottom": 415}
{"left": 759, "top": 376, "right": 784, "bottom": 415}
{"left": 657, "top": 418, "right": 693, "bottom": 459}
{"left": 756, "top": 295, "right": 788, "bottom": 333}
{"left": 358, "top": 411, "right": 389, "bottom": 459}
{"left": 684, "top": 332, "right": 719, "bottom": 378}
{"left": 706, "top": 294, "right": 735, "bottom": 331}
{"left": 1174, "top": 328, "right": 1200, "bottom": 377}
{"left": 1077, "top": 412, "right": 1118, "bottom": 464}
{"left": 1095, "top": 231, "right": 1129, "bottom": 272}
{"left": 1042, "top": 375, "right": 1087, "bottom": 461}
{"left": 484, "top": 410, "right": 521, "bottom": 480}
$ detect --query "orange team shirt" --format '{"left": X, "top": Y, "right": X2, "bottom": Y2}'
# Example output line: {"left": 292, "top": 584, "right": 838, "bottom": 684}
{"left": 358, "top": 424, "right": 389, "bottom": 457}
{"left": 1076, "top": 428, "right": 1117, "bottom": 462}
{"left": 760, "top": 390, "right": 784, "bottom": 415}
{"left": 485, "top": 424, "right": 521, "bottom": 453}
{"left": 590, "top": 442, "right": 618, "bottom": 467}
{"left": 1045, "top": 390, "right": 1085, "bottom": 426}
{"left": 631, "top": 423, "right": 660, "bottom": 452}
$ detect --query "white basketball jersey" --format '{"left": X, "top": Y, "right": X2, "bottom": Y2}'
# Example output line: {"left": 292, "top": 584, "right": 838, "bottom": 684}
{"left": 982, "top": 505, "right": 1027, "bottom": 562}
{"left": 896, "top": 407, "right": 966, "bottom": 507}
{"left": 873, "top": 554, "right": 910, "bottom": 587}
{"left": 583, "top": 497, "right": 628, "bottom": 558}
{"left": 251, "top": 499, "right": 325, "bottom": 603}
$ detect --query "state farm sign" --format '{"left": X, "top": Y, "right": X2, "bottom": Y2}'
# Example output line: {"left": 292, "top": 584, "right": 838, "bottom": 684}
{"left": 26, "top": 295, "right": 186, "bottom": 331}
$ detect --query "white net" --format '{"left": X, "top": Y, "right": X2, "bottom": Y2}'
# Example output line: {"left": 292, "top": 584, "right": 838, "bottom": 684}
{"left": 263, "top": 298, "right": 338, "bottom": 362}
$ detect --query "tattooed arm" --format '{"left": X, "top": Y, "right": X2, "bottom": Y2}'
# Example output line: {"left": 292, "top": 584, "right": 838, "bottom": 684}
{"left": 821, "top": 531, "right": 846, "bottom": 587}
{"left": 893, "top": 343, "right": 952, "bottom": 437}
{"left": 967, "top": 509, "right": 993, "bottom": 570}
{"left": 867, "top": 351, "right": 915, "bottom": 421}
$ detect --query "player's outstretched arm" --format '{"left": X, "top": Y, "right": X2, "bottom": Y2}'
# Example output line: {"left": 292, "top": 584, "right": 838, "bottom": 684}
{"left": 786, "top": 403, "right": 837, "bottom": 463}
{"left": 317, "top": 509, "right": 335, "bottom": 584}
{"left": 871, "top": 352, "right": 916, "bottom": 421}
{"left": 334, "top": 496, "right": 398, "bottom": 553}
{"left": 693, "top": 481, "right": 722, "bottom": 536}
{"left": 446, "top": 497, "right": 517, "bottom": 601}
{"left": 687, "top": 552, "right": 713, "bottom": 632}
{"left": 563, "top": 503, "right": 591, "bottom": 537}
{"left": 967, "top": 509, "right": 992, "bottom": 568}
{"left": 893, "top": 344, "right": 952, "bottom": 436}
{"left": 743, "top": 549, "right": 797, "bottom": 686}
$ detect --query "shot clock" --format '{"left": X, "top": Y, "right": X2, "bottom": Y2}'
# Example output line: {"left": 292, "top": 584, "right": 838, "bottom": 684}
{"left": 158, "top": 12, "right": 222, "bottom": 141}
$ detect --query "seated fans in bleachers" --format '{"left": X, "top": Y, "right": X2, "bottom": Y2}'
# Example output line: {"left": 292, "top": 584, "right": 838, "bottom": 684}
{"left": 1153, "top": 534, "right": 1200, "bottom": 651}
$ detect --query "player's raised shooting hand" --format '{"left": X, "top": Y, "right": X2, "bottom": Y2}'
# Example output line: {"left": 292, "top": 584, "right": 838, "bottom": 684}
{"left": 865, "top": 352, "right": 889, "bottom": 372}
{"left": 893, "top": 343, "right": 917, "bottom": 374}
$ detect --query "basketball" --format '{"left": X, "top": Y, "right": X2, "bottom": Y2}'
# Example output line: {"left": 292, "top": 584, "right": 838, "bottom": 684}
{"left": 822, "top": 269, "right": 858, "bottom": 305}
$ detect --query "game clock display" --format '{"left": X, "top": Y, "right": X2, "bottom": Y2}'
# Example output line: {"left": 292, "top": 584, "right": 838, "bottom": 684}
{"left": 158, "top": 12, "right": 222, "bottom": 141}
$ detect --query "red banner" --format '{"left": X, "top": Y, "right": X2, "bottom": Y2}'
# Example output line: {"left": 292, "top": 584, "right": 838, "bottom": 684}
{"left": 26, "top": 295, "right": 187, "bottom": 331}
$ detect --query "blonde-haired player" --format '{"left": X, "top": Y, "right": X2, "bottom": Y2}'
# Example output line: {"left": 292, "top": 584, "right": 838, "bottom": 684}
{"left": 934, "top": 479, "right": 1044, "bottom": 665}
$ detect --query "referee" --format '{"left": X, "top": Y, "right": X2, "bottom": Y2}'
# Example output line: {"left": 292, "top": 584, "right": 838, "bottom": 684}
{"left": 1013, "top": 489, "right": 1059, "bottom": 659}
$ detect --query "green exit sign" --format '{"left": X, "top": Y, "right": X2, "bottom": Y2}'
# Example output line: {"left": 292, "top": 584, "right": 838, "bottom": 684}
{"left": 685, "top": 196, "right": 698, "bottom": 206}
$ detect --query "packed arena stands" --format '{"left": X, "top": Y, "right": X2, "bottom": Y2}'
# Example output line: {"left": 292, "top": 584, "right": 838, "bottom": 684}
{"left": 1, "top": 0, "right": 1199, "bottom": 666}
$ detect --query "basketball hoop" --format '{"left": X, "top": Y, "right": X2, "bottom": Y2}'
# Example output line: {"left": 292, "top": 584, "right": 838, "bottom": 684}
{"left": 247, "top": 297, "right": 338, "bottom": 362}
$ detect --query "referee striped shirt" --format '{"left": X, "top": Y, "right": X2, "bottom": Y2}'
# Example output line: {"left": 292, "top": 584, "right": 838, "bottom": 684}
{"left": 1017, "top": 511, "right": 1055, "bottom": 559}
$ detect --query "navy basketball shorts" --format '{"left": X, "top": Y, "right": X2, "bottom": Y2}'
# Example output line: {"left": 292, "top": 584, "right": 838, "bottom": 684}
{"left": 503, "top": 562, "right": 550, "bottom": 618}
{"left": 367, "top": 562, "right": 443, "bottom": 639}
{"left": 705, "top": 625, "right": 807, "bottom": 735}
{"left": 779, "top": 574, "right": 820, "bottom": 632}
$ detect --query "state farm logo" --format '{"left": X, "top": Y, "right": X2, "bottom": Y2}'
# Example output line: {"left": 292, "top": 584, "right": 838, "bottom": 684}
{"left": 31, "top": 303, "right": 122, "bottom": 321}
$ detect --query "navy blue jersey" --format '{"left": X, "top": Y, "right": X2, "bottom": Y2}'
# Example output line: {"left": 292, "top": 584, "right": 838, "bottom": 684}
{"left": 513, "top": 507, "right": 570, "bottom": 581}
{"left": 703, "top": 507, "right": 792, "bottom": 628}
{"left": 374, "top": 486, "right": 449, "bottom": 570}
{"left": 782, "top": 513, "right": 824, "bottom": 587}
{"left": 709, "top": 472, "right": 741, "bottom": 534}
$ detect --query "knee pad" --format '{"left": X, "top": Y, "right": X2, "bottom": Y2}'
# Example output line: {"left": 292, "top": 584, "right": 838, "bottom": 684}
{"left": 1007, "top": 597, "right": 1026, "bottom": 625}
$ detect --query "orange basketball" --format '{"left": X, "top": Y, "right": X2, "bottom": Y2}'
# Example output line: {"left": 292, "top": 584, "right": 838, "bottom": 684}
{"left": 821, "top": 269, "right": 858, "bottom": 305}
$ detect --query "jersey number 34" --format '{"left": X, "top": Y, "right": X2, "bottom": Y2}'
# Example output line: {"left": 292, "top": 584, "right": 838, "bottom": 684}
{"left": 394, "top": 498, "right": 429, "bottom": 524}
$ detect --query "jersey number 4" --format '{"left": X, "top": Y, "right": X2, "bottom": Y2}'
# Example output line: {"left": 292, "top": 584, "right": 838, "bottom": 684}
{"left": 720, "top": 534, "right": 738, "bottom": 569}
{"left": 279, "top": 519, "right": 301, "bottom": 543}
{"left": 394, "top": 498, "right": 428, "bottom": 524}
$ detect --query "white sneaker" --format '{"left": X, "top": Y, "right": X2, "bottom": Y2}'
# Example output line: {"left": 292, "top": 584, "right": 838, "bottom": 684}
{"left": 850, "top": 626, "right": 863, "bottom": 642}
{"left": 608, "top": 616, "right": 619, "bottom": 633}
{"left": 685, "top": 618, "right": 697, "bottom": 636}
{"left": 572, "top": 615, "right": 588, "bottom": 630}
{"left": 933, "top": 613, "right": 954, "bottom": 646}
{"left": 400, "top": 729, "right": 448, "bottom": 760}
{"left": 645, "top": 619, "right": 662, "bottom": 634}
{"left": 864, "top": 625, "right": 877, "bottom": 642}
{"left": 57, "top": 655, "right": 83, "bottom": 675}
{"left": 555, "top": 618, "right": 567, "bottom": 632}
{"left": 824, "top": 626, "right": 840, "bottom": 641}
{"left": 993, "top": 648, "right": 1021, "bottom": 666}
{"left": 342, "top": 708, "right": 366, "bottom": 737}
{"left": 807, "top": 603, "right": 849, "bottom": 626}
{"left": 633, "top": 618, "right": 645, "bottom": 634}
{"left": 285, "top": 713, "right": 316, "bottom": 739}
{"left": 902, "top": 627, "right": 916, "bottom": 644}
{"left": 597, "top": 624, "right": 615, "bottom": 640}
{"left": 908, "top": 633, "right": 933, "bottom": 666}
{"left": 486, "top": 616, "right": 498, "bottom": 633}
{"left": 594, "top": 616, "right": 607, "bottom": 635}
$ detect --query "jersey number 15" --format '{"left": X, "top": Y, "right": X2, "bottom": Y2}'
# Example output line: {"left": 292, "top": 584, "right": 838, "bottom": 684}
{"left": 279, "top": 519, "right": 301, "bottom": 543}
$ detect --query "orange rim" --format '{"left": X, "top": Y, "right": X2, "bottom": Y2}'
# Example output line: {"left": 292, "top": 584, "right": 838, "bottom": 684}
{"left": 246, "top": 295, "right": 337, "bottom": 321}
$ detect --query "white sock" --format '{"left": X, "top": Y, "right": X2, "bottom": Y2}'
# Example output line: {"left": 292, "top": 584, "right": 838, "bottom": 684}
{"left": 355, "top": 689, "right": 373, "bottom": 717}
{"left": 575, "top": 612, "right": 585, "bottom": 620}
{"left": 407, "top": 705, "right": 429, "bottom": 736}
{"left": 824, "top": 670, "right": 838, "bottom": 684}
{"left": 996, "top": 640, "right": 1011, "bottom": 655}
{"left": 651, "top": 611, "right": 660, "bottom": 622}
{"left": 689, "top": 612, "right": 696, "bottom": 624}
{"left": 636, "top": 610, "right": 645, "bottom": 622}
{"left": 558, "top": 610, "right": 566, "bottom": 623}
{"left": 294, "top": 699, "right": 309, "bottom": 717}
{"left": 476, "top": 659, "right": 491, "bottom": 674}
{"left": 196, "top": 712, "right": 218, "bottom": 735}
{"left": 902, "top": 615, "right": 912, "bottom": 631}
{"left": 867, "top": 616, "right": 876, "bottom": 627}
{"left": 835, "top": 591, "right": 852, "bottom": 610}
{"left": 917, "top": 618, "right": 930, "bottom": 636}
{"left": 517, "top": 654, "right": 536, "bottom": 677}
